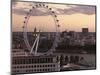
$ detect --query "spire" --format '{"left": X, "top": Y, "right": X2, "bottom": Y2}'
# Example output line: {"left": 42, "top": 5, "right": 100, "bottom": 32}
{"left": 34, "top": 27, "right": 37, "bottom": 32}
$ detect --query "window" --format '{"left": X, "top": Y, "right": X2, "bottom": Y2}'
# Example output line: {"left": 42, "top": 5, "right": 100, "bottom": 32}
{"left": 34, "top": 65, "right": 36, "bottom": 67}
{"left": 53, "top": 64, "right": 55, "bottom": 67}
{"left": 50, "top": 65, "right": 52, "bottom": 67}
{"left": 13, "top": 66, "right": 16, "bottom": 68}
{"left": 34, "top": 69, "right": 36, "bottom": 71}
{"left": 45, "top": 65, "right": 47, "bottom": 67}
{"left": 26, "top": 66, "right": 28, "bottom": 68}
{"left": 47, "top": 69, "right": 50, "bottom": 71}
{"left": 17, "top": 70, "right": 19, "bottom": 72}
{"left": 40, "top": 65, "right": 42, "bottom": 67}
{"left": 17, "top": 66, "right": 19, "bottom": 68}
{"left": 37, "top": 65, "right": 39, "bottom": 67}
{"left": 31, "top": 65, "right": 33, "bottom": 68}
{"left": 40, "top": 69, "right": 41, "bottom": 71}
{"left": 43, "top": 65, "right": 44, "bottom": 67}
{"left": 23, "top": 66, "right": 25, "bottom": 68}
{"left": 45, "top": 69, "right": 47, "bottom": 71}
{"left": 20, "top": 66, "right": 22, "bottom": 68}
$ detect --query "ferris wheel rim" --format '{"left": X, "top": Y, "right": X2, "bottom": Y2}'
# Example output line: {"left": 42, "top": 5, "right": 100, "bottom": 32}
{"left": 23, "top": 3, "right": 60, "bottom": 55}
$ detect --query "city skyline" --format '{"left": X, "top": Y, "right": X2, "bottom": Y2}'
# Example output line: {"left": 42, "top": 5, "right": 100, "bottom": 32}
{"left": 12, "top": 1, "right": 96, "bottom": 32}
{"left": 11, "top": 1, "right": 96, "bottom": 74}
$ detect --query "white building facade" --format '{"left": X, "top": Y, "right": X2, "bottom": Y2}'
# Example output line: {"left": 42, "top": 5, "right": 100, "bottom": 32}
{"left": 12, "top": 50, "right": 60, "bottom": 74}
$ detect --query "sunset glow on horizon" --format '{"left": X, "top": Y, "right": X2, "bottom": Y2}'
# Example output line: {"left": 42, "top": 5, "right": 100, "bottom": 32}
{"left": 12, "top": 1, "right": 96, "bottom": 32}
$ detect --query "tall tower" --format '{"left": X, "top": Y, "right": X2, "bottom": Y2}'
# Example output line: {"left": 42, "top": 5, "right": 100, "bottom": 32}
{"left": 33, "top": 27, "right": 37, "bottom": 36}
{"left": 34, "top": 27, "right": 37, "bottom": 32}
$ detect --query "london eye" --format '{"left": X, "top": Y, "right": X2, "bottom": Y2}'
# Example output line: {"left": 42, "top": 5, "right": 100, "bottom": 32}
{"left": 23, "top": 2, "right": 61, "bottom": 56}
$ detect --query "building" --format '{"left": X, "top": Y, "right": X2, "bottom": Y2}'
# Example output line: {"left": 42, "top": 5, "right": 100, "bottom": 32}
{"left": 82, "top": 28, "right": 89, "bottom": 33}
{"left": 12, "top": 49, "right": 28, "bottom": 57}
{"left": 12, "top": 53, "right": 60, "bottom": 74}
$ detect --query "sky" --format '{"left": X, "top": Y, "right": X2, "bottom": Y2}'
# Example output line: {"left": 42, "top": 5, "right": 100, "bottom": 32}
{"left": 12, "top": 1, "right": 96, "bottom": 32}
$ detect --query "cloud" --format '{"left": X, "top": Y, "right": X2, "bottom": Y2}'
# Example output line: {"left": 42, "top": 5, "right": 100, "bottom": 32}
{"left": 57, "top": 5, "right": 96, "bottom": 15}
{"left": 12, "top": 8, "right": 51, "bottom": 16}
{"left": 12, "top": 2, "right": 96, "bottom": 16}
{"left": 12, "top": 0, "right": 19, "bottom": 7}
{"left": 12, "top": 8, "right": 27, "bottom": 15}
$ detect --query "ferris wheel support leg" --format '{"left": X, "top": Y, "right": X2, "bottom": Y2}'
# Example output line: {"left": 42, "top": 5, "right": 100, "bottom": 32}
{"left": 30, "top": 35, "right": 38, "bottom": 54}
{"left": 34, "top": 34, "right": 40, "bottom": 55}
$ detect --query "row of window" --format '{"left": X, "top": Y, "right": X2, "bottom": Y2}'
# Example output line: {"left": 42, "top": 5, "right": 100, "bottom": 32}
{"left": 13, "top": 68, "right": 56, "bottom": 73}
{"left": 13, "top": 58, "right": 53, "bottom": 64}
{"left": 13, "top": 64, "right": 56, "bottom": 69}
